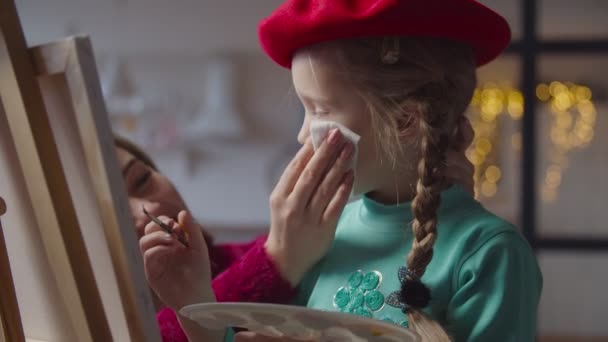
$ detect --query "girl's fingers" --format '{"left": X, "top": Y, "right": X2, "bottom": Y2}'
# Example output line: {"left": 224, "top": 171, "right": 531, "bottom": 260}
{"left": 322, "top": 171, "right": 354, "bottom": 222}
{"left": 139, "top": 230, "right": 176, "bottom": 255}
{"left": 272, "top": 140, "right": 314, "bottom": 199}
{"left": 291, "top": 129, "right": 344, "bottom": 209}
{"left": 309, "top": 143, "right": 354, "bottom": 215}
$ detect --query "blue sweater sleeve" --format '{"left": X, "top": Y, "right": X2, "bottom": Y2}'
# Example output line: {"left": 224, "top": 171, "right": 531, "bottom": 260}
{"left": 446, "top": 231, "right": 543, "bottom": 342}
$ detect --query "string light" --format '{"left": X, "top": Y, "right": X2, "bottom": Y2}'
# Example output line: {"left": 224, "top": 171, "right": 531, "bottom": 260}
{"left": 536, "top": 84, "right": 551, "bottom": 101}
{"left": 466, "top": 81, "right": 597, "bottom": 203}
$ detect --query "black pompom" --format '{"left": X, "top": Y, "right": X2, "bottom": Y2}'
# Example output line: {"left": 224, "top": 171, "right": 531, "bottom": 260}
{"left": 398, "top": 278, "right": 431, "bottom": 309}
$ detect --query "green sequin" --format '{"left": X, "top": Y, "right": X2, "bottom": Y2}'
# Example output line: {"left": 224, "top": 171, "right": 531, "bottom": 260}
{"left": 361, "top": 271, "right": 381, "bottom": 290}
{"left": 365, "top": 290, "right": 385, "bottom": 311}
{"left": 347, "top": 270, "right": 364, "bottom": 288}
{"left": 332, "top": 270, "right": 389, "bottom": 320}
{"left": 381, "top": 316, "right": 394, "bottom": 324}
{"left": 333, "top": 287, "right": 350, "bottom": 309}
{"left": 400, "top": 320, "right": 409, "bottom": 328}
{"left": 349, "top": 289, "right": 364, "bottom": 308}
{"left": 353, "top": 306, "right": 372, "bottom": 318}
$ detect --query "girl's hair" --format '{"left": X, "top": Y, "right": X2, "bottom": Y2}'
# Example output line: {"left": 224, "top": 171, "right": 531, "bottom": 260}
{"left": 307, "top": 37, "right": 476, "bottom": 341}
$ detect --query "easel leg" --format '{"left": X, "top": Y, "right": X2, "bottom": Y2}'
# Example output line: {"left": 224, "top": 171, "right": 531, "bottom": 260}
{"left": 0, "top": 197, "right": 26, "bottom": 342}
{"left": 0, "top": 0, "right": 113, "bottom": 340}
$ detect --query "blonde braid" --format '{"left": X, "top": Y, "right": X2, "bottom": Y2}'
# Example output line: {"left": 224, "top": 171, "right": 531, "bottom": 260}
{"left": 401, "top": 85, "right": 455, "bottom": 341}
{"left": 407, "top": 105, "right": 448, "bottom": 277}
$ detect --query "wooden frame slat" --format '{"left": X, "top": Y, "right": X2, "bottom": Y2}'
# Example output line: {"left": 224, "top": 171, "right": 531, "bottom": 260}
{"left": 0, "top": 0, "right": 112, "bottom": 341}
{"left": 30, "top": 40, "right": 72, "bottom": 75}
{"left": 0, "top": 197, "right": 26, "bottom": 342}
{"left": 33, "top": 36, "right": 161, "bottom": 342}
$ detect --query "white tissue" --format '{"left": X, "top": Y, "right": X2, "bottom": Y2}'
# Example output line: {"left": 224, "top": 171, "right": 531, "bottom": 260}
{"left": 310, "top": 120, "right": 360, "bottom": 174}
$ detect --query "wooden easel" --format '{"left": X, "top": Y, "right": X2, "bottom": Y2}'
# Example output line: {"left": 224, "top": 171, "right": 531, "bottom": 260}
{"left": 0, "top": 0, "right": 160, "bottom": 341}
{"left": 0, "top": 196, "right": 25, "bottom": 342}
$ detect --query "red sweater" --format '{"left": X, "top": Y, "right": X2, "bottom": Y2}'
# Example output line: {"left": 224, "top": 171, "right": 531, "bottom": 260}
{"left": 156, "top": 235, "right": 296, "bottom": 341}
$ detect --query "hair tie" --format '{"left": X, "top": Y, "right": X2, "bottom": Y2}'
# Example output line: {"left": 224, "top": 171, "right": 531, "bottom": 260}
{"left": 381, "top": 37, "right": 400, "bottom": 64}
{"left": 385, "top": 267, "right": 431, "bottom": 312}
{"left": 398, "top": 270, "right": 431, "bottom": 309}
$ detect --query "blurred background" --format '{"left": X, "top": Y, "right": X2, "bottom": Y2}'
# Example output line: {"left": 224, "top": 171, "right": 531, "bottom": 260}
{"left": 15, "top": 0, "right": 607, "bottom": 340}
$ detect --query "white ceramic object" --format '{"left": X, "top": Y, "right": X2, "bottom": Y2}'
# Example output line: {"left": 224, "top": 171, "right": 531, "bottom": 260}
{"left": 180, "top": 302, "right": 419, "bottom": 342}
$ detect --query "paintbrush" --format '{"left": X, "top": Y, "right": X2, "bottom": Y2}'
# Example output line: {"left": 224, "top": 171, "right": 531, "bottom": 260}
{"left": 142, "top": 206, "right": 189, "bottom": 248}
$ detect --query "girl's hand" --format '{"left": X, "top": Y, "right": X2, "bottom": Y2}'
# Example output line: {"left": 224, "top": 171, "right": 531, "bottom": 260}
{"left": 445, "top": 116, "right": 475, "bottom": 195}
{"left": 139, "top": 210, "right": 213, "bottom": 310}
{"left": 265, "top": 129, "right": 355, "bottom": 286}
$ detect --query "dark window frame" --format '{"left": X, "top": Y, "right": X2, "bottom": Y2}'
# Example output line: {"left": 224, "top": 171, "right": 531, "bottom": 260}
{"left": 504, "top": 0, "right": 608, "bottom": 252}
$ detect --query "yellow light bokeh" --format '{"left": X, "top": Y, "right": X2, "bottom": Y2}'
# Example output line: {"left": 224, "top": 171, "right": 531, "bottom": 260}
{"left": 550, "top": 81, "right": 567, "bottom": 96}
{"left": 481, "top": 181, "right": 497, "bottom": 197}
{"left": 477, "top": 138, "right": 492, "bottom": 155}
{"left": 536, "top": 83, "right": 551, "bottom": 101}
{"left": 507, "top": 90, "right": 524, "bottom": 119}
{"left": 471, "top": 89, "right": 481, "bottom": 106}
{"left": 575, "top": 86, "right": 592, "bottom": 101}
{"left": 468, "top": 81, "right": 596, "bottom": 202}
{"left": 553, "top": 92, "right": 572, "bottom": 111}
{"left": 551, "top": 127, "right": 568, "bottom": 147}
{"left": 545, "top": 168, "right": 562, "bottom": 188}
{"left": 466, "top": 149, "right": 484, "bottom": 166}
{"left": 485, "top": 165, "right": 502, "bottom": 183}
{"left": 541, "top": 188, "right": 557, "bottom": 203}
{"left": 508, "top": 104, "right": 524, "bottom": 119}
{"left": 556, "top": 112, "right": 573, "bottom": 129}
{"left": 578, "top": 100, "right": 597, "bottom": 122}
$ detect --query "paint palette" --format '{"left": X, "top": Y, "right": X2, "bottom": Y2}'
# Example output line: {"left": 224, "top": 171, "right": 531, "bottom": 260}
{"left": 180, "top": 303, "right": 419, "bottom": 341}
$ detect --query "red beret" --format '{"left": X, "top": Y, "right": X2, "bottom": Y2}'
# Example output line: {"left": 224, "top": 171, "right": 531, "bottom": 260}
{"left": 259, "top": 0, "right": 511, "bottom": 68}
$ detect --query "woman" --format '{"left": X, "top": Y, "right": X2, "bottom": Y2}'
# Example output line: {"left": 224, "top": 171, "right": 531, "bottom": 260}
{"left": 115, "top": 136, "right": 296, "bottom": 341}
{"left": 114, "top": 116, "right": 475, "bottom": 341}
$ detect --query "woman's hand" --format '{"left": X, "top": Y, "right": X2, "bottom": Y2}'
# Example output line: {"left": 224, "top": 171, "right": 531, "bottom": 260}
{"left": 265, "top": 129, "right": 355, "bottom": 286}
{"left": 445, "top": 116, "right": 475, "bottom": 195}
{"left": 139, "top": 210, "right": 213, "bottom": 310}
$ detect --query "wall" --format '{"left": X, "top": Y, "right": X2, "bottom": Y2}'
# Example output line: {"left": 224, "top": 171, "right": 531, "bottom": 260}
{"left": 16, "top": 0, "right": 302, "bottom": 241}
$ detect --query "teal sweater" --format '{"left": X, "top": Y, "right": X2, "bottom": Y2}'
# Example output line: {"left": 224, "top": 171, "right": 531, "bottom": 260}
{"left": 295, "top": 186, "right": 542, "bottom": 341}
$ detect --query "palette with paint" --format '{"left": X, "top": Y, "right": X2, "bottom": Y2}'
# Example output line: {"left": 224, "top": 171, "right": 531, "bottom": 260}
{"left": 180, "top": 302, "right": 419, "bottom": 341}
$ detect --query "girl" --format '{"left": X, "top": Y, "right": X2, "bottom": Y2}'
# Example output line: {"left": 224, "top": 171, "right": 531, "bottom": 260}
{"left": 140, "top": 0, "right": 542, "bottom": 341}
